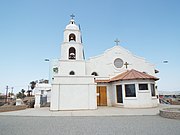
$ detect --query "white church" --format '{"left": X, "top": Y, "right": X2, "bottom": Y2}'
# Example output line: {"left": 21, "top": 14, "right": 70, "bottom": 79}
{"left": 35, "top": 15, "right": 159, "bottom": 110}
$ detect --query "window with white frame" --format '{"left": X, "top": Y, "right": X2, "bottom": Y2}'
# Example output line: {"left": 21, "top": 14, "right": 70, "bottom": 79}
{"left": 151, "top": 84, "right": 156, "bottom": 97}
{"left": 125, "top": 84, "right": 136, "bottom": 97}
{"left": 139, "top": 84, "right": 148, "bottom": 90}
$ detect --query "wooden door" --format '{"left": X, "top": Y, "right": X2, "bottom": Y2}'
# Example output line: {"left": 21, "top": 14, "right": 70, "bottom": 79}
{"left": 97, "top": 86, "right": 107, "bottom": 106}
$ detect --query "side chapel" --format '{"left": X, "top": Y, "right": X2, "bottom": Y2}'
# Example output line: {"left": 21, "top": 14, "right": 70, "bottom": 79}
{"left": 50, "top": 15, "right": 159, "bottom": 111}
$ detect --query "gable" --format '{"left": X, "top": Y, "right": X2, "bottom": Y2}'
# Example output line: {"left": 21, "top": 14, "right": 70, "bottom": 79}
{"left": 86, "top": 45, "right": 156, "bottom": 77}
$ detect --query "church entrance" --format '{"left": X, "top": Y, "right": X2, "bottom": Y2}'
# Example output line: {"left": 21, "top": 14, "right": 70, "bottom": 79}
{"left": 97, "top": 86, "right": 107, "bottom": 106}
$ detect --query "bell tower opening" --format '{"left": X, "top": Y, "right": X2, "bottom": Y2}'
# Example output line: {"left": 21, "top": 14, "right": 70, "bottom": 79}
{"left": 69, "top": 33, "right": 76, "bottom": 42}
{"left": 69, "top": 47, "right": 76, "bottom": 60}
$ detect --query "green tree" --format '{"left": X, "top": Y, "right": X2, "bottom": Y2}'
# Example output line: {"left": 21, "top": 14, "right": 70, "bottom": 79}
{"left": 30, "top": 81, "right": 36, "bottom": 90}
{"left": 27, "top": 81, "right": 36, "bottom": 96}
{"left": 16, "top": 89, "right": 26, "bottom": 99}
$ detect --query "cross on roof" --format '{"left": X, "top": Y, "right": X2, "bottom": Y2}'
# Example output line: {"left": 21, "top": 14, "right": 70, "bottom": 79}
{"left": 114, "top": 38, "right": 120, "bottom": 45}
{"left": 70, "top": 14, "right": 75, "bottom": 19}
{"left": 124, "top": 62, "right": 129, "bottom": 69}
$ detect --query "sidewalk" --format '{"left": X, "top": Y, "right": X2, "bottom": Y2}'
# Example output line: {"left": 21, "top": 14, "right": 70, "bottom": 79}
{"left": 0, "top": 104, "right": 179, "bottom": 117}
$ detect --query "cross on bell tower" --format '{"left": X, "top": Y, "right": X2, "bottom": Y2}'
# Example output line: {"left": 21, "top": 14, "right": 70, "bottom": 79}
{"left": 114, "top": 38, "right": 120, "bottom": 46}
{"left": 70, "top": 14, "right": 75, "bottom": 19}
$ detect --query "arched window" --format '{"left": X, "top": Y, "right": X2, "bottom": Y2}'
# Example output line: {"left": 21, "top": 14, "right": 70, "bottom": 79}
{"left": 91, "top": 72, "right": 98, "bottom": 76}
{"left": 69, "top": 33, "right": 76, "bottom": 42}
{"left": 69, "top": 47, "right": 76, "bottom": 60}
{"left": 69, "top": 71, "right": 75, "bottom": 75}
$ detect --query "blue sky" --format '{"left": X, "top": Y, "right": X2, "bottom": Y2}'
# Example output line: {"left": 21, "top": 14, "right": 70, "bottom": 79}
{"left": 0, "top": 0, "right": 180, "bottom": 94}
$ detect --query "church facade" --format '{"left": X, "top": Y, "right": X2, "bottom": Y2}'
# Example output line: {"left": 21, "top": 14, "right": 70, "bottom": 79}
{"left": 50, "top": 16, "right": 159, "bottom": 111}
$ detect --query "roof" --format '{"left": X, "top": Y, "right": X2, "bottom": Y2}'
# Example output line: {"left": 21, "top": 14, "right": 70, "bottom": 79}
{"left": 95, "top": 69, "right": 159, "bottom": 83}
{"left": 95, "top": 79, "right": 110, "bottom": 83}
{"left": 65, "top": 19, "right": 79, "bottom": 30}
{"left": 111, "top": 69, "right": 159, "bottom": 81}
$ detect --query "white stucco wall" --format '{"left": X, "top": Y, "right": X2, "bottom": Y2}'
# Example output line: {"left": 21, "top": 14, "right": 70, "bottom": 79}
{"left": 60, "top": 42, "right": 84, "bottom": 60}
{"left": 63, "top": 29, "right": 81, "bottom": 43}
{"left": 111, "top": 80, "right": 158, "bottom": 108}
{"left": 50, "top": 76, "right": 97, "bottom": 111}
{"left": 86, "top": 46, "right": 156, "bottom": 77}
{"left": 50, "top": 84, "right": 60, "bottom": 110}
{"left": 58, "top": 60, "right": 86, "bottom": 76}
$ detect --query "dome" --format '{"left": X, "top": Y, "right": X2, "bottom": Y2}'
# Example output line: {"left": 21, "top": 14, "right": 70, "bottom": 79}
{"left": 65, "top": 19, "right": 79, "bottom": 30}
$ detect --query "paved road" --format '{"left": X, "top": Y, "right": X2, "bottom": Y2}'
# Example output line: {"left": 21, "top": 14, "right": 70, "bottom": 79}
{"left": 0, "top": 116, "right": 179, "bottom": 135}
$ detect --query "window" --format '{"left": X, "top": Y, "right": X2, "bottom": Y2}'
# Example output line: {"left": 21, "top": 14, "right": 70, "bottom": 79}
{"left": 116, "top": 85, "right": 123, "bottom": 103}
{"left": 69, "top": 33, "right": 76, "bottom": 42}
{"left": 151, "top": 84, "right": 156, "bottom": 97}
{"left": 69, "top": 71, "right": 75, "bottom": 75}
{"left": 139, "top": 84, "right": 148, "bottom": 90}
{"left": 91, "top": 72, "right": 98, "bottom": 76}
{"left": 125, "top": 84, "right": 136, "bottom": 97}
{"left": 69, "top": 47, "right": 76, "bottom": 60}
{"left": 114, "top": 58, "right": 123, "bottom": 68}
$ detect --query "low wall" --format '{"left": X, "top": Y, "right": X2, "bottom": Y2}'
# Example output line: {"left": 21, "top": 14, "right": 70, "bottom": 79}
{"left": 0, "top": 105, "right": 27, "bottom": 112}
{"left": 159, "top": 108, "right": 180, "bottom": 120}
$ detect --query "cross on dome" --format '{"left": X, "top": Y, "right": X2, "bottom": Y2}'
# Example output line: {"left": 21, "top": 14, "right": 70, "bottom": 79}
{"left": 70, "top": 14, "right": 75, "bottom": 19}
{"left": 114, "top": 38, "right": 120, "bottom": 45}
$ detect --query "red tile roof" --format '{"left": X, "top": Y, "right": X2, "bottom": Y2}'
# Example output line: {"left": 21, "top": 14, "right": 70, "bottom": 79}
{"left": 110, "top": 69, "right": 159, "bottom": 82}
{"left": 95, "top": 79, "right": 110, "bottom": 83}
{"left": 95, "top": 69, "right": 159, "bottom": 83}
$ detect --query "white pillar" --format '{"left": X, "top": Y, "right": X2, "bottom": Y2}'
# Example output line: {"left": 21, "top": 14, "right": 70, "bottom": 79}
{"left": 34, "top": 93, "right": 41, "bottom": 108}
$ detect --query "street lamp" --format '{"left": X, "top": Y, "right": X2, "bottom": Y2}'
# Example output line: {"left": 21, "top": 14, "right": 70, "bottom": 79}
{"left": 45, "top": 59, "right": 50, "bottom": 62}
{"left": 163, "top": 60, "right": 168, "bottom": 64}
{"left": 44, "top": 59, "right": 50, "bottom": 83}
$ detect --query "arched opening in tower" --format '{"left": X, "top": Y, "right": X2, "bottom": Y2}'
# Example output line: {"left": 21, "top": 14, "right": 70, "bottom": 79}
{"left": 69, "top": 33, "right": 76, "bottom": 42}
{"left": 69, "top": 47, "right": 76, "bottom": 60}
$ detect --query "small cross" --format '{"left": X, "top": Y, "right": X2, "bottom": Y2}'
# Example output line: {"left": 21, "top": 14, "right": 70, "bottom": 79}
{"left": 124, "top": 62, "right": 129, "bottom": 69}
{"left": 70, "top": 14, "right": 75, "bottom": 19}
{"left": 114, "top": 38, "right": 120, "bottom": 46}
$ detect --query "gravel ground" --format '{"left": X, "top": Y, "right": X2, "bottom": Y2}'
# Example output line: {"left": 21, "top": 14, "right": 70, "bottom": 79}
{"left": 0, "top": 115, "right": 180, "bottom": 135}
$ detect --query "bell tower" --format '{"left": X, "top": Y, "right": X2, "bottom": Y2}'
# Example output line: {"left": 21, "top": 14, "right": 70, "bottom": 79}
{"left": 50, "top": 15, "right": 97, "bottom": 111}
{"left": 60, "top": 15, "right": 84, "bottom": 61}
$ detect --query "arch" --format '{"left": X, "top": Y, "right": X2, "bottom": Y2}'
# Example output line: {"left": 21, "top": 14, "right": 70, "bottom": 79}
{"left": 69, "top": 47, "right": 76, "bottom": 60}
{"left": 91, "top": 72, "right": 98, "bottom": 76}
{"left": 69, "top": 71, "right": 75, "bottom": 75}
{"left": 69, "top": 33, "right": 76, "bottom": 42}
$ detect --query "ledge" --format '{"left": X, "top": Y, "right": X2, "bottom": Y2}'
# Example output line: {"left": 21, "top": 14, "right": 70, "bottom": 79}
{"left": 159, "top": 108, "right": 180, "bottom": 119}
{"left": 0, "top": 105, "right": 27, "bottom": 112}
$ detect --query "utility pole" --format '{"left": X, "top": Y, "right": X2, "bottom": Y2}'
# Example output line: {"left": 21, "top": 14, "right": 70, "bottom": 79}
{"left": 11, "top": 87, "right": 14, "bottom": 96}
{"left": 5, "top": 86, "right": 9, "bottom": 103}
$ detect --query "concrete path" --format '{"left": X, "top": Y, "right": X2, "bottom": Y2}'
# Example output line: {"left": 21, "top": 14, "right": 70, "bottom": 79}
{"left": 0, "top": 104, "right": 179, "bottom": 117}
